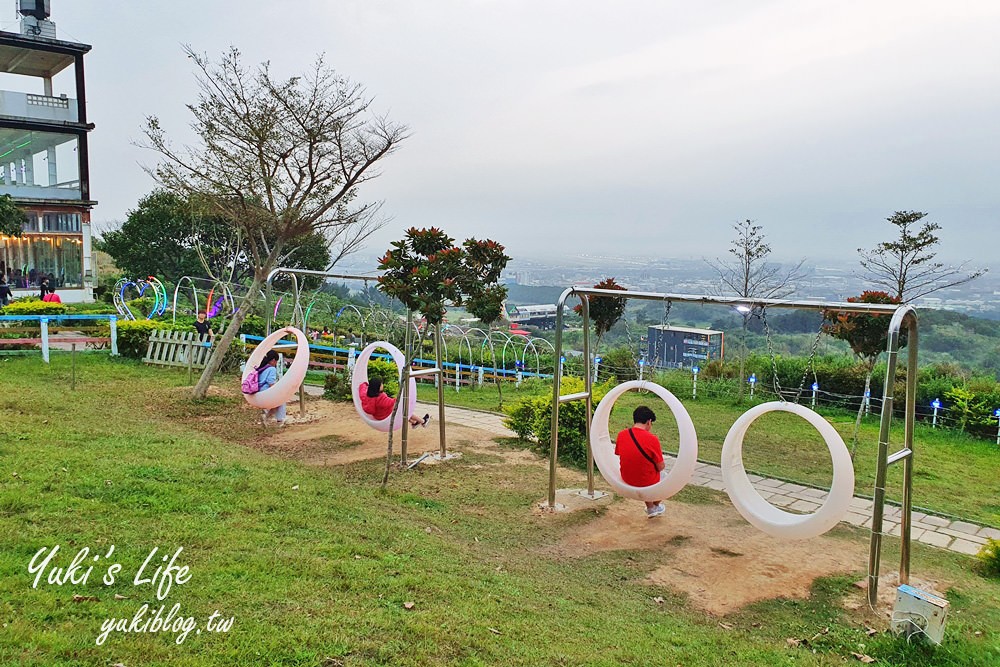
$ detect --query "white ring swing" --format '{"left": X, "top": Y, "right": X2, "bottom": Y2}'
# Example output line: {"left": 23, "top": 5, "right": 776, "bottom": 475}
{"left": 351, "top": 341, "right": 418, "bottom": 432}
{"left": 242, "top": 327, "right": 311, "bottom": 410}
{"left": 590, "top": 380, "right": 699, "bottom": 502}
{"left": 721, "top": 401, "right": 855, "bottom": 540}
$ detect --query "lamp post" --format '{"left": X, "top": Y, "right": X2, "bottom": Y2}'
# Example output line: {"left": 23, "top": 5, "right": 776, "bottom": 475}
{"left": 593, "top": 355, "right": 602, "bottom": 383}
{"left": 864, "top": 388, "right": 871, "bottom": 417}
{"left": 994, "top": 408, "right": 1000, "bottom": 445}
{"left": 692, "top": 365, "right": 700, "bottom": 400}
{"left": 811, "top": 382, "right": 819, "bottom": 409}
{"left": 638, "top": 357, "right": 645, "bottom": 382}
{"left": 748, "top": 373, "right": 757, "bottom": 399}
{"left": 931, "top": 398, "right": 941, "bottom": 428}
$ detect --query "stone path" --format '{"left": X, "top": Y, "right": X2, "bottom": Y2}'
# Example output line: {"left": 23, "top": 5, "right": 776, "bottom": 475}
{"left": 412, "top": 401, "right": 997, "bottom": 557}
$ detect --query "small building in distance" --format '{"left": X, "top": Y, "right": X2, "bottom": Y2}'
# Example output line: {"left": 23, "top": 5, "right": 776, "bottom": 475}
{"left": 0, "top": 1, "right": 96, "bottom": 302}
{"left": 507, "top": 303, "right": 558, "bottom": 329}
{"left": 645, "top": 324, "right": 724, "bottom": 369}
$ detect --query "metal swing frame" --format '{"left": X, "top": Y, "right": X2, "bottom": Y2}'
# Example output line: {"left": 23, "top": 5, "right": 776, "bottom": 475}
{"left": 548, "top": 286, "right": 917, "bottom": 607}
{"left": 264, "top": 267, "right": 449, "bottom": 462}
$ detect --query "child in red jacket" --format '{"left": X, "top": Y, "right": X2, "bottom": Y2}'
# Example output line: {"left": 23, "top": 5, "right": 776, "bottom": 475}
{"left": 359, "top": 376, "right": 428, "bottom": 427}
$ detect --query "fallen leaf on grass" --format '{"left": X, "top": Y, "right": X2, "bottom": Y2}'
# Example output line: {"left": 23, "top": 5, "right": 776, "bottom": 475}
{"left": 72, "top": 595, "right": 99, "bottom": 602}
{"left": 403, "top": 601, "right": 415, "bottom": 610}
{"left": 425, "top": 527, "right": 432, "bottom": 534}
{"left": 786, "top": 638, "right": 801, "bottom": 648}
{"left": 865, "top": 627, "right": 877, "bottom": 637}
{"left": 851, "top": 652, "right": 876, "bottom": 663}
{"left": 488, "top": 627, "right": 501, "bottom": 635}
{"left": 292, "top": 485, "right": 299, "bottom": 491}
{"left": 718, "top": 622, "right": 733, "bottom": 630}
{"left": 652, "top": 596, "right": 665, "bottom": 605}
{"left": 810, "top": 627, "right": 829, "bottom": 641}
{"left": 114, "top": 594, "right": 128, "bottom": 600}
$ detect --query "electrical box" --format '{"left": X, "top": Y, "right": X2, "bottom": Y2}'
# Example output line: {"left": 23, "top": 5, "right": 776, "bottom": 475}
{"left": 891, "top": 584, "right": 949, "bottom": 645}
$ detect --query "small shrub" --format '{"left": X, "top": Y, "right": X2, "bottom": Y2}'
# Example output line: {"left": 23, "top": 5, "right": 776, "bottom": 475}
{"left": 977, "top": 539, "right": 1000, "bottom": 578}
{"left": 367, "top": 357, "right": 400, "bottom": 397}
{"left": 504, "top": 377, "right": 613, "bottom": 466}
{"left": 109, "top": 320, "right": 182, "bottom": 358}
{"left": 324, "top": 373, "right": 353, "bottom": 402}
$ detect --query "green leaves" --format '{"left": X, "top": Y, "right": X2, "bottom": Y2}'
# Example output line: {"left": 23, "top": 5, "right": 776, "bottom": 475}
{"left": 0, "top": 194, "right": 28, "bottom": 238}
{"left": 377, "top": 227, "right": 511, "bottom": 325}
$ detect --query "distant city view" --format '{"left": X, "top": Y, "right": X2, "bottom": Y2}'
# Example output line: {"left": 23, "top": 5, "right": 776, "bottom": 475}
{"left": 339, "top": 252, "right": 1000, "bottom": 319}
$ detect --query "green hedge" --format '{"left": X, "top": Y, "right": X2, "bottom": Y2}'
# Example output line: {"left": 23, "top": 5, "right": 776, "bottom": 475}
{"left": 504, "top": 377, "right": 612, "bottom": 466}
{"left": 1, "top": 298, "right": 67, "bottom": 316}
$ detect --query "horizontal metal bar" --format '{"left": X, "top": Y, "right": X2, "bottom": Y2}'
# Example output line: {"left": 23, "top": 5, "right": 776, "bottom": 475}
{"left": 565, "top": 286, "right": 905, "bottom": 314}
{"left": 887, "top": 448, "right": 913, "bottom": 465}
{"left": 558, "top": 391, "right": 591, "bottom": 404}
{"left": 271, "top": 343, "right": 299, "bottom": 349}
{"left": 410, "top": 367, "right": 440, "bottom": 378}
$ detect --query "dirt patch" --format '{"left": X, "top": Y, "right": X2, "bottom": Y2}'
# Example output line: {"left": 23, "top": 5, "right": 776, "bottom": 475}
{"left": 260, "top": 400, "right": 526, "bottom": 466}
{"left": 554, "top": 497, "right": 869, "bottom": 616}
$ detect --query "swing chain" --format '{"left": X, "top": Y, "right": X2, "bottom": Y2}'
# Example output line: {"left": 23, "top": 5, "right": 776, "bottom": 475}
{"left": 761, "top": 307, "right": 784, "bottom": 401}
{"left": 793, "top": 317, "right": 825, "bottom": 404}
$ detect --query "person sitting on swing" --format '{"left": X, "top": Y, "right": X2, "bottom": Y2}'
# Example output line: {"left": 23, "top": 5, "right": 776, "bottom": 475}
{"left": 615, "top": 405, "right": 666, "bottom": 518}
{"left": 359, "top": 375, "right": 429, "bottom": 428}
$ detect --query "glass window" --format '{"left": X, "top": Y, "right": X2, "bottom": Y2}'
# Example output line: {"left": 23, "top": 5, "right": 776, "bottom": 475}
{"left": 42, "top": 212, "right": 80, "bottom": 232}
{"left": 0, "top": 234, "right": 83, "bottom": 288}
{"left": 0, "top": 128, "right": 81, "bottom": 200}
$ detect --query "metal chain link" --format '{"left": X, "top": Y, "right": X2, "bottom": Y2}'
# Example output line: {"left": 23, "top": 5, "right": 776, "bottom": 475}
{"left": 793, "top": 315, "right": 825, "bottom": 404}
{"left": 761, "top": 306, "right": 784, "bottom": 401}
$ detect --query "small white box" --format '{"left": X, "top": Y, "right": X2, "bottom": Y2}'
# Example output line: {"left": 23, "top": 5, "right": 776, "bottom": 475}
{"left": 891, "top": 584, "right": 949, "bottom": 645}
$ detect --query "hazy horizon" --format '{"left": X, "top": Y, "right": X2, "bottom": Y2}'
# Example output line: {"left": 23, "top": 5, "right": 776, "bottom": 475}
{"left": 10, "top": 1, "right": 998, "bottom": 267}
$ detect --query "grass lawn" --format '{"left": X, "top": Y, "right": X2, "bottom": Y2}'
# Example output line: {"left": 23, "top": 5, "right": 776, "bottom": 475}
{"left": 416, "top": 382, "right": 1000, "bottom": 528}
{"left": 1, "top": 354, "right": 999, "bottom": 666}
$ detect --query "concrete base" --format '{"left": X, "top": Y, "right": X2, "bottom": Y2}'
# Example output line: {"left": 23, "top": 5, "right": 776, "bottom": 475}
{"left": 536, "top": 488, "right": 614, "bottom": 514}
{"left": 576, "top": 489, "right": 612, "bottom": 501}
{"left": 431, "top": 451, "right": 462, "bottom": 462}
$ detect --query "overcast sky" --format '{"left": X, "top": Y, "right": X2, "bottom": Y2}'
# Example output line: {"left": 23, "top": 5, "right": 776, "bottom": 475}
{"left": 10, "top": 1, "right": 1000, "bottom": 266}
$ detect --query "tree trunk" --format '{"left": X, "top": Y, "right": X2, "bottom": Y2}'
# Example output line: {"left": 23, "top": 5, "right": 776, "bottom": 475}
{"left": 191, "top": 271, "right": 265, "bottom": 399}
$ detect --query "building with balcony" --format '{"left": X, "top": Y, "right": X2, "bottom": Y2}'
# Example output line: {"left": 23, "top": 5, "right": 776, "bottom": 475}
{"left": 645, "top": 324, "right": 724, "bottom": 369}
{"left": 0, "top": 2, "right": 95, "bottom": 302}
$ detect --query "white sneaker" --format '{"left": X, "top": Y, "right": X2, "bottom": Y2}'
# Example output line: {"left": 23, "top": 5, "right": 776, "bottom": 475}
{"left": 648, "top": 503, "right": 665, "bottom": 518}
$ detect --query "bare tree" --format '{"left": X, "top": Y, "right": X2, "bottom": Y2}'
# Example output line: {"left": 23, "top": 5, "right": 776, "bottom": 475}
{"left": 141, "top": 46, "right": 408, "bottom": 398}
{"left": 706, "top": 219, "right": 806, "bottom": 399}
{"left": 858, "top": 211, "right": 986, "bottom": 302}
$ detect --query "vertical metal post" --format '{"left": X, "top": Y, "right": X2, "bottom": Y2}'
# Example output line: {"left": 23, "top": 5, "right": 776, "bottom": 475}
{"left": 548, "top": 290, "right": 572, "bottom": 509}
{"left": 436, "top": 322, "right": 447, "bottom": 458}
{"left": 71, "top": 343, "right": 76, "bottom": 390}
{"left": 400, "top": 311, "right": 412, "bottom": 465}
{"left": 900, "top": 315, "right": 918, "bottom": 585}
{"left": 109, "top": 316, "right": 118, "bottom": 356}
{"left": 581, "top": 297, "right": 594, "bottom": 497}
{"left": 40, "top": 318, "right": 49, "bottom": 363}
{"left": 867, "top": 306, "right": 915, "bottom": 608}
{"left": 299, "top": 380, "right": 306, "bottom": 417}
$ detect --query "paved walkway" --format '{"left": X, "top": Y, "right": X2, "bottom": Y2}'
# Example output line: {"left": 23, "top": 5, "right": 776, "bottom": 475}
{"left": 410, "top": 401, "right": 998, "bottom": 557}
{"left": 304, "top": 386, "right": 997, "bottom": 556}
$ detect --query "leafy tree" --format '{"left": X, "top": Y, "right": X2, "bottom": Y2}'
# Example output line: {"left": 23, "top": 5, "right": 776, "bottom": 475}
{"left": 706, "top": 219, "right": 806, "bottom": 399}
{"left": 141, "top": 46, "right": 407, "bottom": 398}
{"left": 823, "top": 291, "right": 903, "bottom": 454}
{"left": 858, "top": 211, "right": 986, "bottom": 302}
{"left": 99, "top": 191, "right": 332, "bottom": 290}
{"left": 573, "top": 277, "right": 626, "bottom": 353}
{"left": 377, "top": 227, "right": 510, "bottom": 482}
{"left": 0, "top": 194, "right": 27, "bottom": 238}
